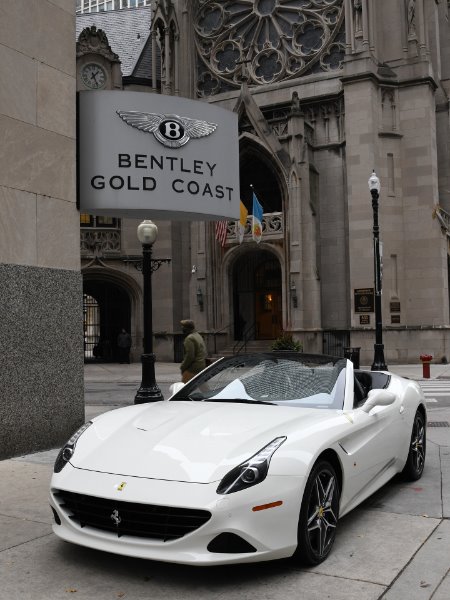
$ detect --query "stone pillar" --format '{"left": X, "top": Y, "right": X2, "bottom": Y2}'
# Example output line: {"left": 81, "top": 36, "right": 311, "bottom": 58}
{"left": 174, "top": 32, "right": 180, "bottom": 96}
{"left": 151, "top": 30, "right": 157, "bottom": 92}
{"left": 165, "top": 26, "right": 171, "bottom": 94}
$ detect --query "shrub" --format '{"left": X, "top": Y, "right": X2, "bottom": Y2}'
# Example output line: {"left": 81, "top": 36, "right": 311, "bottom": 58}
{"left": 271, "top": 332, "right": 303, "bottom": 352}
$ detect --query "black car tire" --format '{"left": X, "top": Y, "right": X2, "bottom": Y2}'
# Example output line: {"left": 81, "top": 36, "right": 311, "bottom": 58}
{"left": 294, "top": 460, "right": 340, "bottom": 565}
{"left": 402, "top": 410, "right": 426, "bottom": 481}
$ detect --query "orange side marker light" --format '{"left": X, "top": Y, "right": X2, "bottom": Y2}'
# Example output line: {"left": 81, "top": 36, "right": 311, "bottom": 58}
{"left": 252, "top": 500, "right": 283, "bottom": 512}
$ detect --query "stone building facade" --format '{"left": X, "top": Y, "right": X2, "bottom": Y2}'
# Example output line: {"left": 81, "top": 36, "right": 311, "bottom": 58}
{"left": 1, "top": 1, "right": 84, "bottom": 459}
{"left": 78, "top": 0, "right": 450, "bottom": 367}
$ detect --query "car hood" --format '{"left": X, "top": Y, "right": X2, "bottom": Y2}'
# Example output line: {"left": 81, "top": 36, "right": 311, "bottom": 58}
{"left": 70, "top": 401, "right": 338, "bottom": 483}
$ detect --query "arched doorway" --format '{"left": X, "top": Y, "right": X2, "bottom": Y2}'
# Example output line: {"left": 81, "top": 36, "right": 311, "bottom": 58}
{"left": 83, "top": 280, "right": 131, "bottom": 362}
{"left": 233, "top": 250, "right": 282, "bottom": 341}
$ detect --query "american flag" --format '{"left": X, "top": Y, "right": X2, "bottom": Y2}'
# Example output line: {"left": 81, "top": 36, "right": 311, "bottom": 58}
{"left": 215, "top": 220, "right": 228, "bottom": 247}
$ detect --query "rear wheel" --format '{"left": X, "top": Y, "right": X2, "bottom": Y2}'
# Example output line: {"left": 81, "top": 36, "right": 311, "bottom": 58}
{"left": 402, "top": 410, "right": 426, "bottom": 481}
{"left": 294, "top": 460, "right": 340, "bottom": 565}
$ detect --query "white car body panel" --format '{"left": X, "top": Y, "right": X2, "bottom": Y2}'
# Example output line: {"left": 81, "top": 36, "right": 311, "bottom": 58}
{"left": 70, "top": 402, "right": 343, "bottom": 482}
{"left": 50, "top": 463, "right": 304, "bottom": 565}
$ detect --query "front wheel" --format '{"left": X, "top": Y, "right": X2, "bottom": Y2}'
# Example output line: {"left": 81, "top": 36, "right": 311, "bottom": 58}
{"left": 294, "top": 460, "right": 340, "bottom": 565}
{"left": 402, "top": 410, "right": 426, "bottom": 481}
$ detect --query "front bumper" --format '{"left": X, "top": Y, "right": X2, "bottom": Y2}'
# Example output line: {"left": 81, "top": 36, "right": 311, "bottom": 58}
{"left": 50, "top": 464, "right": 304, "bottom": 565}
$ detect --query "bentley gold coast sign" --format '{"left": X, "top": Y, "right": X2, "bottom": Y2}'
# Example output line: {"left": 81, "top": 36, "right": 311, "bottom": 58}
{"left": 78, "top": 91, "right": 240, "bottom": 220}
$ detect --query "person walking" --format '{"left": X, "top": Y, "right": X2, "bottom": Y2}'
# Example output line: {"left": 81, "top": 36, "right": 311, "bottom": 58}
{"left": 117, "top": 328, "right": 132, "bottom": 364}
{"left": 180, "top": 319, "right": 207, "bottom": 383}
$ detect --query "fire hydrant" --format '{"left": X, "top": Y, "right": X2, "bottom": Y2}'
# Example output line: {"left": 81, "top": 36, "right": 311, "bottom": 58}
{"left": 419, "top": 354, "right": 433, "bottom": 379}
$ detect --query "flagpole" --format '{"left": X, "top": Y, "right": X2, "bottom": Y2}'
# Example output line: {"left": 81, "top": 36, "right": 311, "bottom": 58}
{"left": 249, "top": 183, "right": 263, "bottom": 198}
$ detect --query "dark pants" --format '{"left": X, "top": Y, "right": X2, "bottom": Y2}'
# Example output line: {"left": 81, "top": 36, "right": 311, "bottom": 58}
{"left": 118, "top": 347, "right": 130, "bottom": 363}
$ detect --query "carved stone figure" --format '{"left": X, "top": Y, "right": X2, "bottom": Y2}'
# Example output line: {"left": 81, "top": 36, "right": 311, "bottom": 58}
{"left": 291, "top": 91, "right": 301, "bottom": 114}
{"left": 353, "top": 0, "right": 362, "bottom": 36}
{"left": 407, "top": 0, "right": 416, "bottom": 37}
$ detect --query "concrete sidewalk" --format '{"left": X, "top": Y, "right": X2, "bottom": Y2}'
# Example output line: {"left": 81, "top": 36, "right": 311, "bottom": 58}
{"left": 1, "top": 360, "right": 449, "bottom": 599}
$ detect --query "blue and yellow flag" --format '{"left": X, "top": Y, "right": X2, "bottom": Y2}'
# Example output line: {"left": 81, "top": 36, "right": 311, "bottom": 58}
{"left": 252, "top": 192, "right": 263, "bottom": 243}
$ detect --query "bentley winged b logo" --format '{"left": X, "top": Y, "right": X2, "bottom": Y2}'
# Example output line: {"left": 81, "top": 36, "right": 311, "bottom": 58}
{"left": 116, "top": 110, "right": 217, "bottom": 149}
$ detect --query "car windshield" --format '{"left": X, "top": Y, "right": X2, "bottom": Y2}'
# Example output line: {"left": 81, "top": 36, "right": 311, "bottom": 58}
{"left": 172, "top": 353, "right": 347, "bottom": 409}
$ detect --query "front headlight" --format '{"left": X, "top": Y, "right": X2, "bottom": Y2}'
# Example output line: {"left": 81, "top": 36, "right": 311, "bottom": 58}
{"left": 216, "top": 437, "right": 286, "bottom": 495}
{"left": 53, "top": 422, "right": 92, "bottom": 473}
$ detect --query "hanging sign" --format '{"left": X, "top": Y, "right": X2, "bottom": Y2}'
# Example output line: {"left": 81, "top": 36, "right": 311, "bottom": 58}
{"left": 78, "top": 91, "right": 240, "bottom": 220}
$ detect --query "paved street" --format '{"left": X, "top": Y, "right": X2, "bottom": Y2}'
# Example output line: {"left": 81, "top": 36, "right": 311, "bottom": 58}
{"left": 418, "top": 379, "right": 450, "bottom": 408}
{"left": 0, "top": 361, "right": 449, "bottom": 599}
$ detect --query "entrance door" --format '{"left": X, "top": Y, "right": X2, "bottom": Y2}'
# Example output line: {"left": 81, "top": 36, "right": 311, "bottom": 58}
{"left": 255, "top": 258, "right": 282, "bottom": 339}
{"left": 256, "top": 290, "right": 282, "bottom": 339}
{"left": 233, "top": 251, "right": 282, "bottom": 341}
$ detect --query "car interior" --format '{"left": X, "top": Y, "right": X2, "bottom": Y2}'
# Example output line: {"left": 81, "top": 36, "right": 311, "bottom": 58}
{"left": 353, "top": 370, "right": 391, "bottom": 408}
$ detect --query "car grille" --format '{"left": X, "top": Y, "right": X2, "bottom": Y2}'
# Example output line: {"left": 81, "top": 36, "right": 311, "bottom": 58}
{"left": 53, "top": 490, "right": 211, "bottom": 541}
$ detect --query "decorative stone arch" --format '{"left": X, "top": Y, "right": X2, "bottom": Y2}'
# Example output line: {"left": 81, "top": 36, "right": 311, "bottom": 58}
{"left": 239, "top": 132, "right": 289, "bottom": 215}
{"left": 219, "top": 242, "right": 286, "bottom": 343}
{"left": 82, "top": 266, "right": 141, "bottom": 361}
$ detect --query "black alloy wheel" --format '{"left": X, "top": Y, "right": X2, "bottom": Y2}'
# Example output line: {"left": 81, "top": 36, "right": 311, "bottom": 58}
{"left": 295, "top": 460, "right": 340, "bottom": 565}
{"left": 402, "top": 410, "right": 426, "bottom": 481}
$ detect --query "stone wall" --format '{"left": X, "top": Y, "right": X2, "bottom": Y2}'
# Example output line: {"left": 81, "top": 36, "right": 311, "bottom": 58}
{"left": 0, "top": 265, "right": 84, "bottom": 457}
{"left": 0, "top": 0, "right": 84, "bottom": 459}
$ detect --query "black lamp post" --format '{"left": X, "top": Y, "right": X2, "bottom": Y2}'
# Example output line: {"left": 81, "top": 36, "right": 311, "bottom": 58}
{"left": 368, "top": 171, "right": 388, "bottom": 371}
{"left": 134, "top": 219, "right": 164, "bottom": 404}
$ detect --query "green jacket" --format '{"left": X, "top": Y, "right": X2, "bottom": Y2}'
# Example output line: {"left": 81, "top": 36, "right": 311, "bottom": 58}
{"left": 180, "top": 331, "right": 207, "bottom": 374}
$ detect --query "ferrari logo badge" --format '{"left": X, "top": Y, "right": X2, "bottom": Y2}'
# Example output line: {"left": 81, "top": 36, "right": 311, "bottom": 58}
{"left": 116, "top": 110, "right": 217, "bottom": 149}
{"left": 111, "top": 509, "right": 122, "bottom": 526}
{"left": 117, "top": 482, "right": 127, "bottom": 492}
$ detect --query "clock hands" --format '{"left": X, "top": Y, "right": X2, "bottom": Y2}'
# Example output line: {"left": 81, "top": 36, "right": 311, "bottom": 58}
{"left": 90, "top": 70, "right": 99, "bottom": 84}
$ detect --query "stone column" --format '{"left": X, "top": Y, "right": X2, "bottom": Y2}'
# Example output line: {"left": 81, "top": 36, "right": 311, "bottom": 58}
{"left": 165, "top": 26, "right": 171, "bottom": 94}
{"left": 151, "top": 30, "right": 157, "bottom": 92}
{"left": 174, "top": 32, "right": 180, "bottom": 96}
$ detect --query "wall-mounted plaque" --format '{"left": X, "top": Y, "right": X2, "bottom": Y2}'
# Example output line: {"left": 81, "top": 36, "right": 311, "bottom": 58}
{"left": 360, "top": 314, "right": 370, "bottom": 325}
{"left": 391, "top": 315, "right": 401, "bottom": 324}
{"left": 390, "top": 301, "right": 401, "bottom": 313}
{"left": 354, "top": 288, "right": 374, "bottom": 313}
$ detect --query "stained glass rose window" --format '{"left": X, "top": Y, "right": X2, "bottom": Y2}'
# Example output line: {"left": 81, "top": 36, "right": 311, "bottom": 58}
{"left": 195, "top": 0, "right": 345, "bottom": 96}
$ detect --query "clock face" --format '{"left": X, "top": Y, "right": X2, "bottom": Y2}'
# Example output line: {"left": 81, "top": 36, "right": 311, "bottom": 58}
{"left": 81, "top": 63, "right": 107, "bottom": 89}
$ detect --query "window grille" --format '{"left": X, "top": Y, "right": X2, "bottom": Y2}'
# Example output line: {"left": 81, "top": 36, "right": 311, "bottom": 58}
{"left": 83, "top": 294, "right": 101, "bottom": 360}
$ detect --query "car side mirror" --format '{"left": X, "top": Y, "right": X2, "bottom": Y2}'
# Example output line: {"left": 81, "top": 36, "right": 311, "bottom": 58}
{"left": 361, "top": 389, "right": 396, "bottom": 413}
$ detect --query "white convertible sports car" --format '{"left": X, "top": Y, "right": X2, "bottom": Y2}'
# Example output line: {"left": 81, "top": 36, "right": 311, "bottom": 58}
{"left": 50, "top": 353, "right": 426, "bottom": 566}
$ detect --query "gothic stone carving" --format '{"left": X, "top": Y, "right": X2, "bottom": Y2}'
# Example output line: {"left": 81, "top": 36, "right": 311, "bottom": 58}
{"left": 194, "top": 0, "right": 345, "bottom": 96}
{"left": 76, "top": 25, "right": 120, "bottom": 63}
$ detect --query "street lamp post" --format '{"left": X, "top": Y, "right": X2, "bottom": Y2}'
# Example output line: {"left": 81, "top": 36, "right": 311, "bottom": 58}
{"left": 135, "top": 220, "right": 164, "bottom": 404}
{"left": 368, "top": 171, "right": 388, "bottom": 371}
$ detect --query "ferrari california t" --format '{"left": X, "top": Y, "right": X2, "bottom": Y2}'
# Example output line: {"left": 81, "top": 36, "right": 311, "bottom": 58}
{"left": 49, "top": 353, "right": 426, "bottom": 566}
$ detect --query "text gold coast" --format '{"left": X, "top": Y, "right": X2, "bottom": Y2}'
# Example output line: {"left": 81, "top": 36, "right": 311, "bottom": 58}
{"left": 90, "top": 153, "right": 235, "bottom": 200}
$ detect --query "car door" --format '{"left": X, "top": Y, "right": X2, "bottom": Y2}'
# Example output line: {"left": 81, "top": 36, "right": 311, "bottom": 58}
{"left": 339, "top": 391, "right": 406, "bottom": 508}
